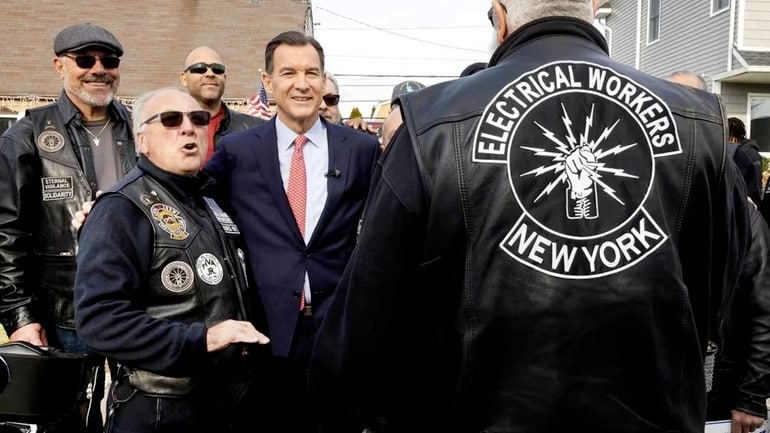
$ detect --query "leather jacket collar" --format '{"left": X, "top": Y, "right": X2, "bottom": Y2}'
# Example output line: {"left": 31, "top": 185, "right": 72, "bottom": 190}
{"left": 489, "top": 17, "right": 608, "bottom": 67}
{"left": 137, "top": 157, "right": 214, "bottom": 201}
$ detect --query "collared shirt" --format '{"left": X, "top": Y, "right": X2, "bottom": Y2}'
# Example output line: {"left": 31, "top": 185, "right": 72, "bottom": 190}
{"left": 275, "top": 116, "right": 329, "bottom": 304}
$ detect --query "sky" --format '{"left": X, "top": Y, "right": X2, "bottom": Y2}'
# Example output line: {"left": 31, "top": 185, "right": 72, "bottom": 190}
{"left": 311, "top": 0, "right": 494, "bottom": 120}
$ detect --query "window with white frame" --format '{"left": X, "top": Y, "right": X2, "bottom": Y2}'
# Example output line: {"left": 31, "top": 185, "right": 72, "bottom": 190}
{"left": 648, "top": 0, "right": 661, "bottom": 42}
{"left": 748, "top": 94, "right": 770, "bottom": 153}
{"left": 712, "top": 0, "right": 729, "bottom": 14}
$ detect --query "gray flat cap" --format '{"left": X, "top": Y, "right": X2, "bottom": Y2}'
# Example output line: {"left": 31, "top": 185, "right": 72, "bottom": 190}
{"left": 54, "top": 23, "right": 123, "bottom": 57}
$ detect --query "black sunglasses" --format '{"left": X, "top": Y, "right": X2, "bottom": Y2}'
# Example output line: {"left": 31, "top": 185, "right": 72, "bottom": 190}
{"left": 184, "top": 62, "right": 226, "bottom": 75}
{"left": 141, "top": 110, "right": 211, "bottom": 128}
{"left": 62, "top": 54, "right": 120, "bottom": 70}
{"left": 323, "top": 94, "right": 340, "bottom": 106}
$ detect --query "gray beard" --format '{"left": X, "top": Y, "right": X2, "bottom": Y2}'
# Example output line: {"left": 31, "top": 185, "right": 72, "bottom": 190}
{"left": 65, "top": 83, "right": 115, "bottom": 108}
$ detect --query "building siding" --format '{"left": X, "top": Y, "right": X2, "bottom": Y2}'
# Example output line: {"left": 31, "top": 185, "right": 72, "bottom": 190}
{"left": 640, "top": 0, "right": 730, "bottom": 83}
{"left": 605, "top": 0, "right": 638, "bottom": 67}
{"left": 741, "top": 0, "right": 770, "bottom": 49}
{"left": 0, "top": 0, "right": 309, "bottom": 101}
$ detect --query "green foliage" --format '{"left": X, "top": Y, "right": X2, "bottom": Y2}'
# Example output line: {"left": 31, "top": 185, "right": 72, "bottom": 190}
{"left": 349, "top": 107, "right": 363, "bottom": 119}
{"left": 763, "top": 156, "right": 770, "bottom": 173}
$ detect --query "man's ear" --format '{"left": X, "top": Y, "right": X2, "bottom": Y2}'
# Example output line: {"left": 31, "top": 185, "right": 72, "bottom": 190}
{"left": 262, "top": 72, "right": 272, "bottom": 94}
{"left": 179, "top": 71, "right": 188, "bottom": 88}
{"left": 492, "top": 1, "right": 508, "bottom": 45}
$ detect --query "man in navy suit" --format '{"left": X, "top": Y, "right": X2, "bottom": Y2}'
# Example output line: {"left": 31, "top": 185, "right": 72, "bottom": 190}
{"left": 205, "top": 31, "right": 380, "bottom": 431}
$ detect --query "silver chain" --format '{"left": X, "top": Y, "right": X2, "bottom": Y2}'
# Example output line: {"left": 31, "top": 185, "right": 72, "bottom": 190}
{"left": 84, "top": 118, "right": 111, "bottom": 146}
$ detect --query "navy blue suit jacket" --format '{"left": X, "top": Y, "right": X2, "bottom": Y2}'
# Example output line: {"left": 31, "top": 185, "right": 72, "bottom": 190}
{"left": 205, "top": 117, "right": 380, "bottom": 356}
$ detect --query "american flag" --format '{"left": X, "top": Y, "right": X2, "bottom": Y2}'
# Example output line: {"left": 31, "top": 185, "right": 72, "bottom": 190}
{"left": 248, "top": 80, "right": 272, "bottom": 120}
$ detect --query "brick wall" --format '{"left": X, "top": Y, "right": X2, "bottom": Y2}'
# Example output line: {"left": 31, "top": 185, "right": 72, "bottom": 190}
{"left": 1, "top": 0, "right": 309, "bottom": 100}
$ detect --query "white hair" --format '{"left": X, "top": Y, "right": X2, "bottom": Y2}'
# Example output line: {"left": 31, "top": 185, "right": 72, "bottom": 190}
{"left": 498, "top": 0, "right": 594, "bottom": 32}
{"left": 325, "top": 70, "right": 340, "bottom": 94}
{"left": 131, "top": 87, "right": 187, "bottom": 155}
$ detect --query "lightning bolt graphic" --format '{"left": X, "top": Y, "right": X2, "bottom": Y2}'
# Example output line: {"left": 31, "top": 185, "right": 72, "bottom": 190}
{"left": 589, "top": 119, "right": 621, "bottom": 151}
{"left": 521, "top": 163, "right": 565, "bottom": 178}
{"left": 520, "top": 146, "right": 566, "bottom": 159}
{"left": 533, "top": 172, "right": 567, "bottom": 203}
{"left": 561, "top": 103, "right": 578, "bottom": 149}
{"left": 594, "top": 142, "right": 637, "bottom": 160}
{"left": 583, "top": 166, "right": 626, "bottom": 205}
{"left": 580, "top": 104, "right": 595, "bottom": 146}
{"left": 534, "top": 122, "right": 571, "bottom": 155}
{"left": 594, "top": 163, "right": 639, "bottom": 179}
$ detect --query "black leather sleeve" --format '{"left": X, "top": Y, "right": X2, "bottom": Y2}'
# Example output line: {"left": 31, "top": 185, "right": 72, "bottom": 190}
{"left": 0, "top": 120, "right": 41, "bottom": 334}
{"left": 733, "top": 208, "right": 770, "bottom": 418}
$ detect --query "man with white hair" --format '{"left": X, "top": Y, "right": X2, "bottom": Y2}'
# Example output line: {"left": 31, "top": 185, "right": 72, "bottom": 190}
{"left": 311, "top": 1, "right": 751, "bottom": 432}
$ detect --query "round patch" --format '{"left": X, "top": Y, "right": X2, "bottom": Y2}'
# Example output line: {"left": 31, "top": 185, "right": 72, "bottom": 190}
{"left": 151, "top": 203, "right": 189, "bottom": 240}
{"left": 196, "top": 253, "right": 223, "bottom": 285}
{"left": 161, "top": 261, "right": 194, "bottom": 293}
{"left": 472, "top": 61, "right": 681, "bottom": 279}
{"left": 37, "top": 130, "right": 65, "bottom": 153}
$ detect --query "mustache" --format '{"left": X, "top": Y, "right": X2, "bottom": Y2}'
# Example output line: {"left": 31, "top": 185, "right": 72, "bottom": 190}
{"left": 82, "top": 75, "right": 114, "bottom": 83}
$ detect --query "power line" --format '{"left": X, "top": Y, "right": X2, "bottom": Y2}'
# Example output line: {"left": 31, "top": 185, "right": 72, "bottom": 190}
{"left": 317, "top": 25, "right": 487, "bottom": 30}
{"left": 326, "top": 53, "right": 481, "bottom": 62}
{"left": 335, "top": 73, "right": 456, "bottom": 78}
{"left": 315, "top": 6, "right": 487, "bottom": 54}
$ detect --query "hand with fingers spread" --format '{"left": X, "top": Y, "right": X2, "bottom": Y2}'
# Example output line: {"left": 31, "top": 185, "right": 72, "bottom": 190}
{"left": 206, "top": 319, "right": 269, "bottom": 352}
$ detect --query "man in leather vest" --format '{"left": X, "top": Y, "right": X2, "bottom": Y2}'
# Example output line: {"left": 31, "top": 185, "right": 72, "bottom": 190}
{"left": 0, "top": 23, "right": 134, "bottom": 431}
{"left": 179, "top": 46, "right": 263, "bottom": 164}
{"left": 74, "top": 88, "right": 270, "bottom": 433}
{"left": 310, "top": 1, "right": 751, "bottom": 432}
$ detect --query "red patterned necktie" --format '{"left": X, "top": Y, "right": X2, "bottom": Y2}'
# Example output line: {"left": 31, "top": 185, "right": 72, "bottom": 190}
{"left": 287, "top": 135, "right": 308, "bottom": 311}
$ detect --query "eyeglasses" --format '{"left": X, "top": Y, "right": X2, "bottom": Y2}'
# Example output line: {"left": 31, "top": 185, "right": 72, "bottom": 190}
{"left": 184, "top": 62, "right": 226, "bottom": 75}
{"left": 141, "top": 110, "right": 211, "bottom": 128}
{"left": 322, "top": 94, "right": 340, "bottom": 106}
{"left": 487, "top": 3, "right": 507, "bottom": 27}
{"left": 62, "top": 54, "right": 120, "bottom": 70}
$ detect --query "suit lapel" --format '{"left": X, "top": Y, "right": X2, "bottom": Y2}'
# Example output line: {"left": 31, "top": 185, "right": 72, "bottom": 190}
{"left": 308, "top": 124, "right": 352, "bottom": 246}
{"left": 252, "top": 119, "right": 304, "bottom": 243}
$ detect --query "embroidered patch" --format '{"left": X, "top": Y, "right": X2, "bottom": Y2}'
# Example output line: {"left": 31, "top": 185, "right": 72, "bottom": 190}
{"left": 161, "top": 261, "right": 194, "bottom": 293}
{"left": 473, "top": 61, "right": 680, "bottom": 279}
{"left": 41, "top": 176, "right": 74, "bottom": 201}
{"left": 151, "top": 203, "right": 189, "bottom": 240}
{"left": 37, "top": 130, "right": 65, "bottom": 153}
{"left": 196, "top": 253, "right": 223, "bottom": 285}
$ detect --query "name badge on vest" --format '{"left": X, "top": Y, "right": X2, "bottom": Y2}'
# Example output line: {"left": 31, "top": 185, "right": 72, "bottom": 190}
{"left": 202, "top": 197, "right": 241, "bottom": 235}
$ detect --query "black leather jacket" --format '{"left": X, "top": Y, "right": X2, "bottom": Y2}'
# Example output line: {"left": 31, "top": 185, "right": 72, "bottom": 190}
{"left": 710, "top": 202, "right": 770, "bottom": 419}
{"left": 311, "top": 17, "right": 750, "bottom": 433}
{"left": 75, "top": 158, "right": 259, "bottom": 399}
{"left": 0, "top": 91, "right": 135, "bottom": 336}
{"left": 214, "top": 104, "right": 263, "bottom": 147}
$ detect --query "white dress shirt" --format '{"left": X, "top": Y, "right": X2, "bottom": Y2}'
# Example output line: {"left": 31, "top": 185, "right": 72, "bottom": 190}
{"left": 275, "top": 116, "right": 329, "bottom": 305}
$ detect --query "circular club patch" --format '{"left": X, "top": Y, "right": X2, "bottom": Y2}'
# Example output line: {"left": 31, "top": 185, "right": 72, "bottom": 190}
{"left": 196, "top": 253, "right": 223, "bottom": 285}
{"left": 472, "top": 61, "right": 680, "bottom": 279}
{"left": 161, "top": 261, "right": 194, "bottom": 293}
{"left": 151, "top": 203, "right": 189, "bottom": 240}
{"left": 37, "top": 130, "right": 65, "bottom": 153}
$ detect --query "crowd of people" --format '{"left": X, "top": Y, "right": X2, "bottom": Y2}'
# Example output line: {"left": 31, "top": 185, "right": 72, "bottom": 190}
{"left": 0, "top": 0, "right": 769, "bottom": 432}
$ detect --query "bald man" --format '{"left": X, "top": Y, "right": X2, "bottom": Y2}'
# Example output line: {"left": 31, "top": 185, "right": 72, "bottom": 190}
{"left": 180, "top": 46, "right": 263, "bottom": 162}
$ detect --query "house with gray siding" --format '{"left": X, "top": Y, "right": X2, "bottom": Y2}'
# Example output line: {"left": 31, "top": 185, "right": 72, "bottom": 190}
{"left": 601, "top": 0, "right": 770, "bottom": 151}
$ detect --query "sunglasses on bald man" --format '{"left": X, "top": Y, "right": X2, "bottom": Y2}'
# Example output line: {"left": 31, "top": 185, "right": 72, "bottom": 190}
{"left": 141, "top": 110, "right": 211, "bottom": 128}
{"left": 184, "top": 62, "right": 226, "bottom": 75}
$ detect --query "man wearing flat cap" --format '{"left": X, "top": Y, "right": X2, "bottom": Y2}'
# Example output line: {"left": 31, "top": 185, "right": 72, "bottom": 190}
{"left": 0, "top": 22, "right": 135, "bottom": 432}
